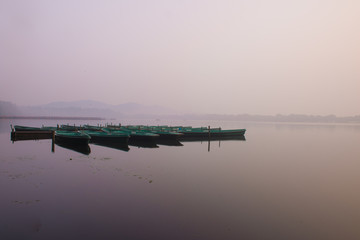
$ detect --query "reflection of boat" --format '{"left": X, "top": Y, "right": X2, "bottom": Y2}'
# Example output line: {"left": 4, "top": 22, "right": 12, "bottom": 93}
{"left": 11, "top": 131, "right": 53, "bottom": 142}
{"left": 55, "top": 141, "right": 91, "bottom": 155}
{"left": 92, "top": 141, "right": 130, "bottom": 152}
{"left": 128, "top": 139, "right": 159, "bottom": 148}
{"left": 55, "top": 131, "right": 90, "bottom": 145}
{"left": 155, "top": 138, "right": 183, "bottom": 146}
{"left": 84, "top": 130, "right": 129, "bottom": 144}
{"left": 179, "top": 135, "right": 246, "bottom": 142}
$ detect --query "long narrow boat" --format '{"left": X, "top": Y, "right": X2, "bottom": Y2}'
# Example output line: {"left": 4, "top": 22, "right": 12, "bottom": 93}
{"left": 41, "top": 126, "right": 58, "bottom": 131}
{"left": 120, "top": 125, "right": 183, "bottom": 140}
{"left": 14, "top": 125, "right": 49, "bottom": 132}
{"left": 178, "top": 128, "right": 246, "bottom": 139}
{"left": 60, "top": 125, "right": 84, "bottom": 131}
{"left": 55, "top": 130, "right": 91, "bottom": 145}
{"left": 103, "top": 128, "right": 160, "bottom": 141}
{"left": 83, "top": 130, "right": 130, "bottom": 144}
{"left": 83, "top": 125, "right": 103, "bottom": 131}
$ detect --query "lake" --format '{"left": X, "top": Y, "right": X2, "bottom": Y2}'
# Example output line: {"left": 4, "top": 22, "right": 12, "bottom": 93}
{"left": 1, "top": 119, "right": 360, "bottom": 240}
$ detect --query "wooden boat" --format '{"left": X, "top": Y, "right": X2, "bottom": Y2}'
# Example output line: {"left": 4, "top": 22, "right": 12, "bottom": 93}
{"left": 103, "top": 128, "right": 160, "bottom": 141}
{"left": 83, "top": 130, "right": 129, "bottom": 144}
{"left": 13, "top": 125, "right": 49, "bottom": 132}
{"left": 83, "top": 125, "right": 103, "bottom": 131}
{"left": 55, "top": 130, "right": 90, "bottom": 145}
{"left": 178, "top": 128, "right": 246, "bottom": 139}
{"left": 120, "top": 126, "right": 183, "bottom": 140}
{"left": 60, "top": 125, "right": 83, "bottom": 131}
{"left": 41, "top": 126, "right": 58, "bottom": 131}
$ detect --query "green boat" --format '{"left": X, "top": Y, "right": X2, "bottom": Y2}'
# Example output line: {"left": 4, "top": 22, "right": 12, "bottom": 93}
{"left": 83, "top": 130, "right": 129, "bottom": 144}
{"left": 178, "top": 128, "right": 246, "bottom": 139}
{"left": 83, "top": 125, "right": 103, "bottom": 131}
{"left": 120, "top": 126, "right": 183, "bottom": 140}
{"left": 13, "top": 125, "right": 49, "bottom": 132}
{"left": 41, "top": 126, "right": 58, "bottom": 131}
{"left": 55, "top": 130, "right": 91, "bottom": 145}
{"left": 60, "top": 125, "right": 84, "bottom": 131}
{"left": 103, "top": 128, "right": 160, "bottom": 141}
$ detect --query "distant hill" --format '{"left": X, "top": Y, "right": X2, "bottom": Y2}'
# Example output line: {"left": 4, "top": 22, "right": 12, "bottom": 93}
{"left": 0, "top": 101, "right": 20, "bottom": 116}
{"left": 1, "top": 100, "right": 359, "bottom": 123}
{"left": 18, "top": 100, "right": 178, "bottom": 118}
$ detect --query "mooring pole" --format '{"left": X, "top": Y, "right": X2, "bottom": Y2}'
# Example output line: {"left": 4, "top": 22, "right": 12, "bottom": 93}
{"left": 51, "top": 131, "right": 55, "bottom": 153}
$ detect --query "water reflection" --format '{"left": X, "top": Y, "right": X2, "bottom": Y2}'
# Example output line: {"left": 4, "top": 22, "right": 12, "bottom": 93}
{"left": 155, "top": 138, "right": 183, "bottom": 146}
{"left": 92, "top": 141, "right": 130, "bottom": 152}
{"left": 10, "top": 131, "right": 53, "bottom": 142}
{"left": 128, "top": 139, "right": 159, "bottom": 148}
{"left": 55, "top": 141, "right": 91, "bottom": 155}
{"left": 179, "top": 135, "right": 246, "bottom": 142}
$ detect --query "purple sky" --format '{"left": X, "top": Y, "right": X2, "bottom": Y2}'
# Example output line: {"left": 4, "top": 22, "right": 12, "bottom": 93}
{"left": 1, "top": 0, "right": 359, "bottom": 116}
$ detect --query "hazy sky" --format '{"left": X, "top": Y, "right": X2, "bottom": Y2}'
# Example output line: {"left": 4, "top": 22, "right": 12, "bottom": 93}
{"left": 1, "top": 0, "right": 359, "bottom": 116}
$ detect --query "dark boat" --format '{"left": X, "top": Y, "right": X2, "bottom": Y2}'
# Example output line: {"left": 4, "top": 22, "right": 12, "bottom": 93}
{"left": 55, "top": 131, "right": 90, "bottom": 145}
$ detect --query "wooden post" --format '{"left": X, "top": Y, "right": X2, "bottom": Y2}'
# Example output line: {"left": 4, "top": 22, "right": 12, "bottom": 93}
{"left": 51, "top": 131, "right": 55, "bottom": 153}
{"left": 208, "top": 125, "right": 211, "bottom": 139}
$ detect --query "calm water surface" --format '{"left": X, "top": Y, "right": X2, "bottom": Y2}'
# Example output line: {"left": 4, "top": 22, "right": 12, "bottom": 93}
{"left": 1, "top": 119, "right": 360, "bottom": 240}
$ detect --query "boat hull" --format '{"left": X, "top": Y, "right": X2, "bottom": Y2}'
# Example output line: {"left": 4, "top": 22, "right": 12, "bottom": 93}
{"left": 55, "top": 135, "right": 90, "bottom": 145}
{"left": 89, "top": 135, "right": 129, "bottom": 144}
{"left": 14, "top": 125, "right": 48, "bottom": 132}
{"left": 55, "top": 131, "right": 91, "bottom": 145}
{"left": 179, "top": 129, "right": 246, "bottom": 140}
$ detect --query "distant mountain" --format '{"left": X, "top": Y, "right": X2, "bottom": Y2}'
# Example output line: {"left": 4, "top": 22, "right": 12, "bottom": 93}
{"left": 44, "top": 100, "right": 112, "bottom": 109}
{"left": 1, "top": 100, "right": 359, "bottom": 123}
{"left": 18, "top": 100, "right": 178, "bottom": 118}
{"left": 0, "top": 100, "right": 20, "bottom": 116}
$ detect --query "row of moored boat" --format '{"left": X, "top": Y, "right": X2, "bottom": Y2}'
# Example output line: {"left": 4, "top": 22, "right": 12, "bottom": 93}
{"left": 12, "top": 124, "right": 246, "bottom": 145}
